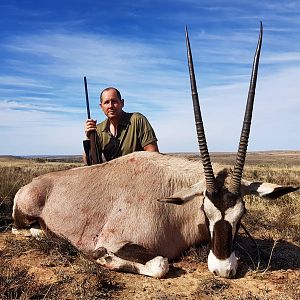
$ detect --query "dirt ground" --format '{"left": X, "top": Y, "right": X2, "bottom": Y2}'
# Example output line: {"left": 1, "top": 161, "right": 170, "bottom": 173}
{"left": 1, "top": 231, "right": 299, "bottom": 300}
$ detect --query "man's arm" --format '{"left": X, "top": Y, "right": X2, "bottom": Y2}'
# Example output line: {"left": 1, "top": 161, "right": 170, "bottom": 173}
{"left": 143, "top": 141, "right": 159, "bottom": 152}
{"left": 135, "top": 113, "right": 159, "bottom": 152}
{"left": 83, "top": 119, "right": 103, "bottom": 165}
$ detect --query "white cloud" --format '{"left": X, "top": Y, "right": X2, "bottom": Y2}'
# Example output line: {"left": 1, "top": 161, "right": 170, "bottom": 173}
{"left": 263, "top": 52, "right": 300, "bottom": 63}
{"left": 0, "top": 22, "right": 299, "bottom": 155}
{"left": 155, "top": 65, "right": 300, "bottom": 153}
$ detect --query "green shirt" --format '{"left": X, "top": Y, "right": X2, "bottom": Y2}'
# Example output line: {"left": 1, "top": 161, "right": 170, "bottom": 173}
{"left": 96, "top": 111, "right": 157, "bottom": 161}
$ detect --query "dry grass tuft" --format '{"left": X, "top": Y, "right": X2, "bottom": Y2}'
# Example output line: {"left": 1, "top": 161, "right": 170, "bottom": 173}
{"left": 181, "top": 244, "right": 210, "bottom": 263}
{"left": 1, "top": 235, "right": 122, "bottom": 299}
{"left": 0, "top": 260, "right": 58, "bottom": 300}
{"left": 193, "top": 277, "right": 230, "bottom": 297}
{"left": 243, "top": 164, "right": 300, "bottom": 242}
{"left": 3, "top": 234, "right": 79, "bottom": 264}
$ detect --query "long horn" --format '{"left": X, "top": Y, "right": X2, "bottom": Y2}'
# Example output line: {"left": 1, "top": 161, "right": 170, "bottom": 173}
{"left": 185, "top": 26, "right": 216, "bottom": 193}
{"left": 229, "top": 22, "right": 263, "bottom": 194}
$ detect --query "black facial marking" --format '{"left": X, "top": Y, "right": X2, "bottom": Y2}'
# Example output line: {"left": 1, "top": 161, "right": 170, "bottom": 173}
{"left": 212, "top": 220, "right": 233, "bottom": 260}
{"left": 204, "top": 169, "right": 242, "bottom": 216}
{"left": 203, "top": 169, "right": 246, "bottom": 258}
{"left": 205, "top": 189, "right": 240, "bottom": 217}
{"left": 204, "top": 214, "right": 211, "bottom": 239}
{"left": 232, "top": 221, "right": 241, "bottom": 246}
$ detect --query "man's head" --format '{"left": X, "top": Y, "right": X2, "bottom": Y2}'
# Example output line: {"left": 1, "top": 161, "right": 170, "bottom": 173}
{"left": 100, "top": 87, "right": 124, "bottom": 120}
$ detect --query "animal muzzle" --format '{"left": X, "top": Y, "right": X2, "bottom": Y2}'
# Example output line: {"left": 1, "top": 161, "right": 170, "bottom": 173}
{"left": 207, "top": 250, "right": 238, "bottom": 278}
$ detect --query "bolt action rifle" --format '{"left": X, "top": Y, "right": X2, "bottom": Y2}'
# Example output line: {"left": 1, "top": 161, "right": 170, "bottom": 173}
{"left": 83, "top": 76, "right": 102, "bottom": 165}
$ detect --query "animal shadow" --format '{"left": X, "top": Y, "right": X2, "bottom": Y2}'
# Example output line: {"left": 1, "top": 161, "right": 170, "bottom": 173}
{"left": 166, "top": 264, "right": 187, "bottom": 278}
{"left": 235, "top": 235, "right": 300, "bottom": 277}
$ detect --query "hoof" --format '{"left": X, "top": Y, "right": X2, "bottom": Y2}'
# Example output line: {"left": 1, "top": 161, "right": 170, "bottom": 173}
{"left": 29, "top": 228, "right": 45, "bottom": 240}
{"left": 11, "top": 227, "right": 32, "bottom": 237}
{"left": 145, "top": 256, "right": 169, "bottom": 278}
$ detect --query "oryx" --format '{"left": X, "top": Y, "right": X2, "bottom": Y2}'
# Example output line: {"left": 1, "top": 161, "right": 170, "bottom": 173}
{"left": 12, "top": 23, "right": 298, "bottom": 278}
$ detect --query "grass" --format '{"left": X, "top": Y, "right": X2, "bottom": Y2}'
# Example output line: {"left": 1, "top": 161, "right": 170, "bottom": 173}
{"left": 0, "top": 235, "right": 121, "bottom": 299}
{"left": 242, "top": 165, "right": 300, "bottom": 242}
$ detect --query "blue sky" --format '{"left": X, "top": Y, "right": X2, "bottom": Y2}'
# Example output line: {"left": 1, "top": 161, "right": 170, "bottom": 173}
{"left": 0, "top": 0, "right": 299, "bottom": 155}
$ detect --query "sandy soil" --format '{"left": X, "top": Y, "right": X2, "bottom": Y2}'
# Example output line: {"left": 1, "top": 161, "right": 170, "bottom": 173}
{"left": 1, "top": 231, "right": 299, "bottom": 300}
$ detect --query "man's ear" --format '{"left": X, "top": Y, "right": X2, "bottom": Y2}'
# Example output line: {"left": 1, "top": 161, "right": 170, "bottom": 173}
{"left": 158, "top": 181, "right": 205, "bottom": 205}
{"left": 121, "top": 98, "right": 124, "bottom": 107}
{"left": 241, "top": 179, "right": 299, "bottom": 200}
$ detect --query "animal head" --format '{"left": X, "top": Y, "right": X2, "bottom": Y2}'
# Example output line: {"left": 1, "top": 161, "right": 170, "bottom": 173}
{"left": 160, "top": 23, "right": 298, "bottom": 278}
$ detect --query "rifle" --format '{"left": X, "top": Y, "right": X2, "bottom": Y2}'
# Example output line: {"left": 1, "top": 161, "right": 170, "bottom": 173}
{"left": 83, "top": 76, "right": 102, "bottom": 165}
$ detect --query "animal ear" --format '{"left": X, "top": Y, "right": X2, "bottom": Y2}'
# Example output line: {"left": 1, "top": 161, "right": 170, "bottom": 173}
{"left": 158, "top": 181, "right": 204, "bottom": 205}
{"left": 241, "top": 179, "right": 299, "bottom": 200}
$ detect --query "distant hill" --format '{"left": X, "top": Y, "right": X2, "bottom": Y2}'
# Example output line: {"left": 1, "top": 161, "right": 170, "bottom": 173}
{"left": 0, "top": 151, "right": 299, "bottom": 166}
{"left": 23, "top": 155, "right": 83, "bottom": 163}
{"left": 170, "top": 151, "right": 300, "bottom": 166}
{"left": 0, "top": 155, "right": 83, "bottom": 163}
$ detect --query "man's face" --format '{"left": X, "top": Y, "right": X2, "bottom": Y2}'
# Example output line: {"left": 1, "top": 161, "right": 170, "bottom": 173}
{"left": 100, "top": 89, "right": 124, "bottom": 119}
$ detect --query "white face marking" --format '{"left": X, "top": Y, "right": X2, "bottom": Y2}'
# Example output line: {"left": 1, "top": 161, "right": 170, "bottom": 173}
{"left": 208, "top": 250, "right": 238, "bottom": 278}
{"left": 203, "top": 197, "right": 222, "bottom": 235}
{"left": 224, "top": 201, "right": 245, "bottom": 237}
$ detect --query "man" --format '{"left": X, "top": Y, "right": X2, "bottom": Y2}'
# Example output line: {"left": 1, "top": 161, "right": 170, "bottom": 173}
{"left": 84, "top": 87, "right": 159, "bottom": 162}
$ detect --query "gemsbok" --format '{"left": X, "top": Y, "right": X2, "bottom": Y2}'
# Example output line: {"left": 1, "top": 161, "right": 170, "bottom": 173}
{"left": 12, "top": 23, "right": 298, "bottom": 278}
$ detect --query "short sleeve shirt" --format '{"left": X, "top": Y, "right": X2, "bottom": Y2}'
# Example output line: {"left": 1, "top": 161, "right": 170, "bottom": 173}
{"left": 96, "top": 111, "right": 157, "bottom": 161}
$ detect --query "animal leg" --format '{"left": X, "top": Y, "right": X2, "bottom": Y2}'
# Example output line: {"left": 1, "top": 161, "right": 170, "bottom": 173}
{"left": 11, "top": 227, "right": 32, "bottom": 237}
{"left": 12, "top": 222, "right": 45, "bottom": 240}
{"left": 96, "top": 252, "right": 169, "bottom": 278}
{"left": 29, "top": 227, "right": 46, "bottom": 239}
{"left": 12, "top": 203, "right": 39, "bottom": 229}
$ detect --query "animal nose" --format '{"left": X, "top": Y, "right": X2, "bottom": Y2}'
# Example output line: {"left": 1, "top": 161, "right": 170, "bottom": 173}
{"left": 212, "top": 268, "right": 235, "bottom": 278}
{"left": 208, "top": 250, "right": 238, "bottom": 278}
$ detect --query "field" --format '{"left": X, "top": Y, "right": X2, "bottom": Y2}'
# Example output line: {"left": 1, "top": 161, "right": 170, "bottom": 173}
{"left": 0, "top": 152, "right": 299, "bottom": 299}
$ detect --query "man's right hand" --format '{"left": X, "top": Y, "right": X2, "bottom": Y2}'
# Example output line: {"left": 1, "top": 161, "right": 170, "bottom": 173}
{"left": 84, "top": 119, "right": 97, "bottom": 139}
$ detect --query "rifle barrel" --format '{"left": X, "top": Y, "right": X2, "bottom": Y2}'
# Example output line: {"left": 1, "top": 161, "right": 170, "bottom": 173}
{"left": 83, "top": 76, "right": 102, "bottom": 165}
{"left": 84, "top": 76, "right": 91, "bottom": 119}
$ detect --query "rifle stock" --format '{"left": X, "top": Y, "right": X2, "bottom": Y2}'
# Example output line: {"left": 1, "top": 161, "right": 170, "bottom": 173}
{"left": 83, "top": 76, "right": 102, "bottom": 165}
